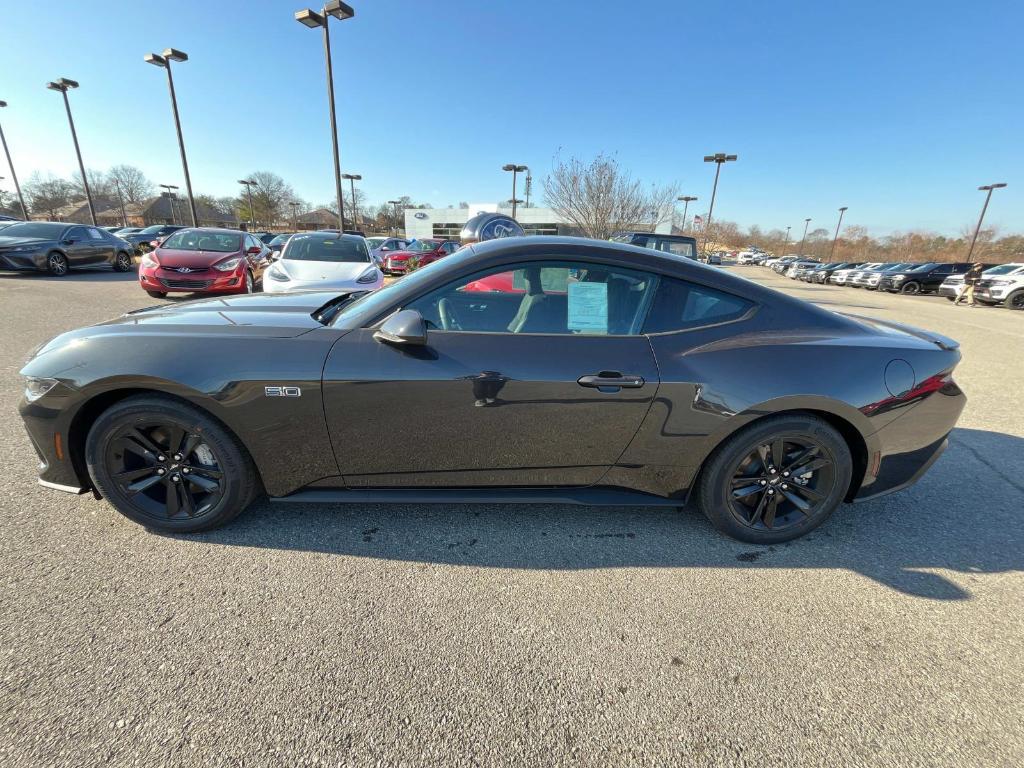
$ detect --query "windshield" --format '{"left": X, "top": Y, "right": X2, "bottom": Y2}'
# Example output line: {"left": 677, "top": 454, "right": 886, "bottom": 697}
{"left": 406, "top": 240, "right": 441, "bottom": 252}
{"left": 365, "top": 237, "right": 387, "bottom": 249}
{"left": 160, "top": 230, "right": 241, "bottom": 253}
{"left": 984, "top": 263, "right": 1024, "bottom": 275}
{"left": 269, "top": 234, "right": 292, "bottom": 246}
{"left": 284, "top": 234, "right": 369, "bottom": 262}
{"left": 138, "top": 225, "right": 172, "bottom": 235}
{"left": 904, "top": 262, "right": 939, "bottom": 272}
{"left": 0, "top": 222, "right": 66, "bottom": 239}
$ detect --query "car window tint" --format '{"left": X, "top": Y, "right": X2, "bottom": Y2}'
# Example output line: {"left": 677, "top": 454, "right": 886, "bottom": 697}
{"left": 657, "top": 239, "right": 696, "bottom": 259}
{"left": 643, "top": 277, "right": 753, "bottom": 333}
{"left": 66, "top": 226, "right": 88, "bottom": 241}
{"left": 406, "top": 261, "right": 657, "bottom": 336}
{"left": 87, "top": 227, "right": 105, "bottom": 240}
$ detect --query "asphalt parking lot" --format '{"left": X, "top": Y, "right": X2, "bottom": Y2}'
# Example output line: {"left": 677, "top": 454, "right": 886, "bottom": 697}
{"left": 1, "top": 266, "right": 1022, "bottom": 767}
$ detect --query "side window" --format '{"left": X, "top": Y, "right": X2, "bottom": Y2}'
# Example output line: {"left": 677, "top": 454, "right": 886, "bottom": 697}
{"left": 406, "top": 261, "right": 658, "bottom": 336}
{"left": 65, "top": 226, "right": 88, "bottom": 241}
{"left": 934, "top": 265, "right": 953, "bottom": 274}
{"left": 87, "top": 227, "right": 105, "bottom": 240}
{"left": 631, "top": 235, "right": 654, "bottom": 249}
{"left": 643, "top": 277, "right": 753, "bottom": 334}
{"left": 245, "top": 235, "right": 259, "bottom": 251}
{"left": 656, "top": 239, "right": 696, "bottom": 260}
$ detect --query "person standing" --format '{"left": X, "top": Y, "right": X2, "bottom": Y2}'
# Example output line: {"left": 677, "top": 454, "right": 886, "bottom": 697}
{"left": 955, "top": 262, "right": 985, "bottom": 306}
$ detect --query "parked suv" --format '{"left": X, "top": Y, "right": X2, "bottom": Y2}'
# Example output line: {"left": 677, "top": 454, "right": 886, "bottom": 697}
{"left": 877, "top": 262, "right": 972, "bottom": 294}
{"left": 610, "top": 232, "right": 698, "bottom": 261}
{"left": 120, "top": 224, "right": 188, "bottom": 253}
{"left": 975, "top": 264, "right": 1024, "bottom": 309}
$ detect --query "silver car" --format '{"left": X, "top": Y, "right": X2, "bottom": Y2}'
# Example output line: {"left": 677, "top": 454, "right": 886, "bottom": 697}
{"left": 365, "top": 236, "right": 409, "bottom": 267}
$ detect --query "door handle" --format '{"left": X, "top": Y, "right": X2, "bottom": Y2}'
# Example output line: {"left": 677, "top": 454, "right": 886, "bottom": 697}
{"left": 577, "top": 372, "right": 645, "bottom": 389}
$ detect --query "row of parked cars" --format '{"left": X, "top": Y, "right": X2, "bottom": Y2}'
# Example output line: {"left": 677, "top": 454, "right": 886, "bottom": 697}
{"left": 755, "top": 254, "right": 1024, "bottom": 309}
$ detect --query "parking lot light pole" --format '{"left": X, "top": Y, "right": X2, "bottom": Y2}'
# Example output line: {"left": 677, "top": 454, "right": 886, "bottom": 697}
{"left": 144, "top": 49, "right": 198, "bottom": 227}
{"left": 0, "top": 101, "right": 28, "bottom": 219}
{"left": 779, "top": 226, "right": 791, "bottom": 258}
{"left": 342, "top": 173, "right": 361, "bottom": 230}
{"left": 160, "top": 184, "right": 180, "bottom": 225}
{"left": 797, "top": 218, "right": 811, "bottom": 257}
{"left": 387, "top": 199, "right": 401, "bottom": 236}
{"left": 701, "top": 153, "right": 737, "bottom": 256}
{"left": 295, "top": 1, "right": 355, "bottom": 233}
{"left": 502, "top": 164, "right": 527, "bottom": 218}
{"left": 289, "top": 201, "right": 300, "bottom": 230}
{"left": 46, "top": 78, "right": 96, "bottom": 226}
{"left": 677, "top": 195, "right": 697, "bottom": 232}
{"left": 829, "top": 207, "right": 848, "bottom": 263}
{"left": 113, "top": 178, "right": 128, "bottom": 226}
{"left": 966, "top": 183, "right": 1007, "bottom": 261}
{"left": 238, "top": 179, "right": 257, "bottom": 229}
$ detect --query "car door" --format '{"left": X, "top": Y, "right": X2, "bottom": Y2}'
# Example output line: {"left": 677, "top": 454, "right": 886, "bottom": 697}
{"left": 86, "top": 227, "right": 116, "bottom": 265}
{"left": 321, "top": 259, "right": 662, "bottom": 488}
{"left": 243, "top": 235, "right": 269, "bottom": 280}
{"left": 62, "top": 226, "right": 103, "bottom": 266}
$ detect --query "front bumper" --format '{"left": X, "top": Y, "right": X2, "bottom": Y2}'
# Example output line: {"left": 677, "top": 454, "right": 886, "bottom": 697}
{"left": 938, "top": 284, "right": 961, "bottom": 298}
{"left": 975, "top": 286, "right": 1011, "bottom": 302}
{"left": 139, "top": 266, "right": 245, "bottom": 294}
{"left": 264, "top": 275, "right": 383, "bottom": 294}
{"left": 19, "top": 390, "right": 91, "bottom": 494}
{"left": 0, "top": 249, "right": 47, "bottom": 271}
{"left": 384, "top": 259, "right": 410, "bottom": 274}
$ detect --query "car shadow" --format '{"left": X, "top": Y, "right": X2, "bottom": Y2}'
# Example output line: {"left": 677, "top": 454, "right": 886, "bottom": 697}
{"left": 0, "top": 267, "right": 137, "bottom": 283}
{"left": 181, "top": 427, "right": 1023, "bottom": 602}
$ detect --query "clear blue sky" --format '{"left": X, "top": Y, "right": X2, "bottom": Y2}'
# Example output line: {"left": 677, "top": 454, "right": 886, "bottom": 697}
{"left": 1, "top": 0, "right": 1019, "bottom": 235}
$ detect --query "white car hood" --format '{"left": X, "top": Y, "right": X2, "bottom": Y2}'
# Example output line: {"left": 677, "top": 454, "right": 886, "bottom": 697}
{"left": 277, "top": 259, "right": 371, "bottom": 282}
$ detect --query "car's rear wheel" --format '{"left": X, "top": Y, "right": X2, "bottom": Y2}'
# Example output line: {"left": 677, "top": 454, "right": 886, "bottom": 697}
{"left": 47, "top": 251, "right": 69, "bottom": 276}
{"left": 86, "top": 395, "right": 259, "bottom": 533}
{"left": 113, "top": 251, "right": 134, "bottom": 272}
{"left": 900, "top": 281, "right": 922, "bottom": 294}
{"left": 697, "top": 414, "right": 852, "bottom": 544}
{"left": 145, "top": 290, "right": 167, "bottom": 298}
{"left": 1007, "top": 290, "right": 1024, "bottom": 310}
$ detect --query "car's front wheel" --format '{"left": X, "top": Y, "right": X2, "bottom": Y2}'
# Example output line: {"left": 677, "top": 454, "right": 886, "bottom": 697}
{"left": 900, "top": 281, "right": 922, "bottom": 294}
{"left": 113, "top": 251, "right": 134, "bottom": 272}
{"left": 47, "top": 251, "right": 69, "bottom": 276}
{"left": 86, "top": 395, "right": 260, "bottom": 533}
{"left": 145, "top": 290, "right": 167, "bottom": 298}
{"left": 697, "top": 414, "right": 852, "bottom": 544}
{"left": 1007, "top": 290, "right": 1024, "bottom": 310}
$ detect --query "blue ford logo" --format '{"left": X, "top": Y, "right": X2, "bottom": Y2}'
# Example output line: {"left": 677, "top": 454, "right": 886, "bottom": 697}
{"left": 414, "top": 212, "right": 428, "bottom": 220}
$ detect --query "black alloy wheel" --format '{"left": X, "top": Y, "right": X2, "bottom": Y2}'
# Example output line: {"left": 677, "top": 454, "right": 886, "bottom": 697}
{"left": 86, "top": 395, "right": 259, "bottom": 532}
{"left": 113, "top": 251, "right": 134, "bottom": 272}
{"left": 1008, "top": 291, "right": 1024, "bottom": 310}
{"left": 698, "top": 414, "right": 852, "bottom": 543}
{"left": 47, "top": 252, "right": 69, "bottom": 276}
{"left": 900, "top": 281, "right": 922, "bottom": 295}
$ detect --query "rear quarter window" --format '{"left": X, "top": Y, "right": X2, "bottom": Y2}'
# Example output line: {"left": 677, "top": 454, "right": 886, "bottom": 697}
{"left": 643, "top": 277, "right": 754, "bottom": 333}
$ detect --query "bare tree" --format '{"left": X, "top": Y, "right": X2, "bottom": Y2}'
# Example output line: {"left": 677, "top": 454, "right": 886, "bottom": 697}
{"left": 23, "top": 172, "right": 75, "bottom": 218}
{"left": 107, "top": 165, "right": 154, "bottom": 204}
{"left": 543, "top": 153, "right": 679, "bottom": 239}
{"left": 68, "top": 168, "right": 113, "bottom": 201}
{"left": 237, "top": 171, "right": 296, "bottom": 227}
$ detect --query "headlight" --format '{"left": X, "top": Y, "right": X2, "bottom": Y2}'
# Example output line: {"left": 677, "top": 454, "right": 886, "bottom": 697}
{"left": 267, "top": 265, "right": 290, "bottom": 281}
{"left": 24, "top": 377, "right": 59, "bottom": 402}
{"left": 356, "top": 266, "right": 380, "bottom": 284}
{"left": 140, "top": 253, "right": 159, "bottom": 268}
{"left": 891, "top": 274, "right": 906, "bottom": 281}
{"left": 6, "top": 244, "right": 39, "bottom": 253}
{"left": 213, "top": 257, "right": 242, "bottom": 272}
{"left": 989, "top": 279, "right": 1012, "bottom": 287}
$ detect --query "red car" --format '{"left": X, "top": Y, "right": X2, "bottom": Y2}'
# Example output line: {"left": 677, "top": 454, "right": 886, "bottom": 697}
{"left": 138, "top": 228, "right": 272, "bottom": 298}
{"left": 381, "top": 238, "right": 460, "bottom": 275}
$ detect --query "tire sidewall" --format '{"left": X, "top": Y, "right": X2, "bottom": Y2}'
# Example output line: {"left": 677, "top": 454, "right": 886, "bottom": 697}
{"left": 47, "top": 251, "right": 68, "bottom": 276}
{"left": 699, "top": 415, "right": 853, "bottom": 544}
{"left": 900, "top": 281, "right": 921, "bottom": 294}
{"left": 1007, "top": 290, "right": 1024, "bottom": 310}
{"left": 114, "top": 251, "right": 133, "bottom": 272}
{"left": 85, "top": 397, "right": 256, "bottom": 533}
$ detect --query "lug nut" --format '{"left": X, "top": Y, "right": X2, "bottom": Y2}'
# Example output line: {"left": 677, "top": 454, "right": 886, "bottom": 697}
{"left": 769, "top": 468, "right": 777, "bottom": 474}
{"left": 173, "top": 454, "right": 182, "bottom": 461}
{"left": 171, "top": 475, "right": 180, "bottom": 482}
{"left": 182, "top": 467, "right": 190, "bottom": 474}
{"left": 157, "top": 455, "right": 166, "bottom": 462}
{"left": 781, "top": 484, "right": 788, "bottom": 490}
{"left": 157, "top": 468, "right": 165, "bottom": 476}
{"left": 760, "top": 479, "right": 768, "bottom": 485}
{"left": 767, "top": 489, "right": 775, "bottom": 495}
{"left": 782, "top": 471, "right": 790, "bottom": 477}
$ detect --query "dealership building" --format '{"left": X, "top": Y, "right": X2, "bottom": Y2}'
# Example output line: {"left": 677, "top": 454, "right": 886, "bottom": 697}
{"left": 403, "top": 203, "right": 673, "bottom": 241}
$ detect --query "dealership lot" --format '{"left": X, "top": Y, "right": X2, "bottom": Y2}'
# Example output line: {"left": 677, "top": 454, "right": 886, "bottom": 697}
{"left": 1, "top": 267, "right": 1021, "bottom": 766}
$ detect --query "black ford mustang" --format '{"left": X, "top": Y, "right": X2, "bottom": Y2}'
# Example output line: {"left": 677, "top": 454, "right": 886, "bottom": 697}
{"left": 18, "top": 237, "right": 966, "bottom": 543}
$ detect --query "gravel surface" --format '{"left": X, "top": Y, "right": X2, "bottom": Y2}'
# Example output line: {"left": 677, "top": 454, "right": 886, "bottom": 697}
{"left": 1, "top": 266, "right": 1021, "bottom": 767}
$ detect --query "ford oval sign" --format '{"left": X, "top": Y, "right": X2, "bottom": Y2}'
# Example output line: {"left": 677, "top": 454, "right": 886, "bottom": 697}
{"left": 414, "top": 212, "right": 428, "bottom": 220}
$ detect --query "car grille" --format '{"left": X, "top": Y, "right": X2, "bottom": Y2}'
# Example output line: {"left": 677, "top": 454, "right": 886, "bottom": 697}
{"left": 160, "top": 278, "right": 213, "bottom": 289}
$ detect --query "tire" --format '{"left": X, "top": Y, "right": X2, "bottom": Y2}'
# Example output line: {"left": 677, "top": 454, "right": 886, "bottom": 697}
{"left": 47, "top": 251, "right": 69, "bottom": 276}
{"left": 697, "top": 413, "right": 852, "bottom": 544}
{"left": 244, "top": 270, "right": 255, "bottom": 293}
{"left": 113, "top": 251, "right": 134, "bottom": 272}
{"left": 85, "top": 395, "right": 260, "bottom": 533}
{"left": 900, "top": 281, "right": 922, "bottom": 295}
{"left": 1007, "top": 290, "right": 1024, "bottom": 310}
{"left": 145, "top": 290, "right": 167, "bottom": 298}
{"left": 945, "top": 296, "right": 956, "bottom": 302}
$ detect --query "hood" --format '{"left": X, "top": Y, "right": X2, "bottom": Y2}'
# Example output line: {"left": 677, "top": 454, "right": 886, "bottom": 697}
{"left": 154, "top": 248, "right": 242, "bottom": 269}
{"left": 0, "top": 235, "right": 54, "bottom": 249}
{"left": 275, "top": 259, "right": 373, "bottom": 282}
{"left": 26, "top": 292, "right": 346, "bottom": 363}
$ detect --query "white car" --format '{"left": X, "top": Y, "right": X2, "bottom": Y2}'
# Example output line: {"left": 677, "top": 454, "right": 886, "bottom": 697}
{"left": 365, "top": 236, "right": 409, "bottom": 267}
{"left": 831, "top": 262, "right": 882, "bottom": 286}
{"left": 263, "top": 232, "right": 384, "bottom": 294}
{"left": 737, "top": 251, "right": 759, "bottom": 265}
{"left": 939, "top": 263, "right": 1024, "bottom": 302}
{"left": 975, "top": 264, "right": 1024, "bottom": 308}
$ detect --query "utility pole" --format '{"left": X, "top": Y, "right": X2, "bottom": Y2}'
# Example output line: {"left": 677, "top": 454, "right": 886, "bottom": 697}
{"left": 829, "top": 207, "right": 848, "bottom": 262}
{"left": 966, "top": 183, "right": 1007, "bottom": 261}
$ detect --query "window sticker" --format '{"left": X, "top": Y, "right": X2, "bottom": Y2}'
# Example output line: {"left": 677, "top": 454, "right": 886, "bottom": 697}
{"left": 568, "top": 281, "right": 608, "bottom": 332}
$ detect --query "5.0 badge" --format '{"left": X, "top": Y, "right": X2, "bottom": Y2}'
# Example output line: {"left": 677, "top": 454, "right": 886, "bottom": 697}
{"left": 265, "top": 386, "right": 302, "bottom": 397}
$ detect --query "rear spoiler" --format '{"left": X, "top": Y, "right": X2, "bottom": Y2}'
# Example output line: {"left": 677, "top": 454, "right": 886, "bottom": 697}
{"left": 843, "top": 314, "right": 960, "bottom": 351}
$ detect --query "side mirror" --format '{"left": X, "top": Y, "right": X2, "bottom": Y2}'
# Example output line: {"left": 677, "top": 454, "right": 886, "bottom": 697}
{"left": 379, "top": 246, "right": 390, "bottom": 252}
{"left": 247, "top": 246, "right": 262, "bottom": 254}
{"left": 374, "top": 309, "right": 427, "bottom": 347}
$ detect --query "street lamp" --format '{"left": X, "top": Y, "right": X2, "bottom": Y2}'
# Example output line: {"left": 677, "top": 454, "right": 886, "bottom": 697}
{"left": 0, "top": 101, "right": 28, "bottom": 219}
{"left": 524, "top": 171, "right": 533, "bottom": 208}
{"left": 238, "top": 179, "right": 257, "bottom": 229}
{"left": 502, "top": 164, "right": 528, "bottom": 218}
{"left": 144, "top": 48, "right": 198, "bottom": 227}
{"left": 289, "top": 201, "right": 300, "bottom": 230}
{"left": 160, "top": 184, "right": 180, "bottom": 225}
{"left": 701, "top": 153, "right": 737, "bottom": 256}
{"left": 797, "top": 217, "right": 812, "bottom": 257}
{"left": 341, "top": 172, "right": 362, "bottom": 231}
{"left": 46, "top": 78, "right": 96, "bottom": 226}
{"left": 779, "top": 225, "right": 791, "bottom": 258}
{"left": 113, "top": 178, "right": 128, "bottom": 226}
{"left": 966, "top": 183, "right": 1007, "bottom": 261}
{"left": 295, "top": 0, "right": 355, "bottom": 232}
{"left": 677, "top": 195, "right": 698, "bottom": 232}
{"left": 387, "top": 199, "right": 402, "bottom": 236}
{"left": 829, "top": 206, "right": 848, "bottom": 262}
